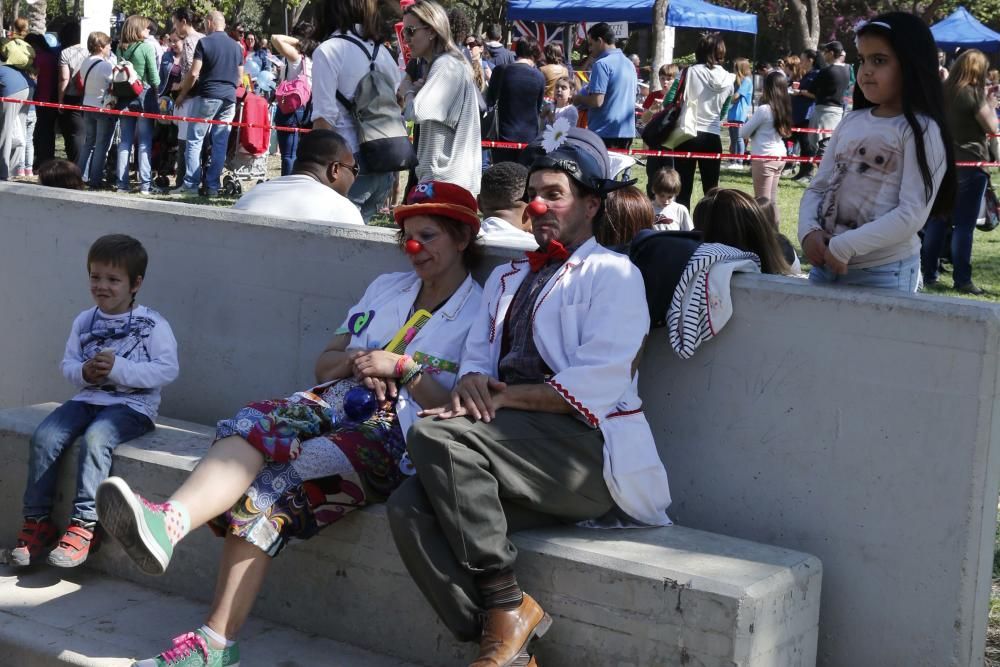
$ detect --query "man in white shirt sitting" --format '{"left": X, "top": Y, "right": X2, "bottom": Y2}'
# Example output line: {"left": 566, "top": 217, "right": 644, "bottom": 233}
{"left": 232, "top": 129, "right": 364, "bottom": 226}
{"left": 478, "top": 162, "right": 536, "bottom": 249}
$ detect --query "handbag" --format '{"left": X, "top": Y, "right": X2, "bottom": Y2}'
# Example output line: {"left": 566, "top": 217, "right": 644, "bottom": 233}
{"left": 664, "top": 93, "right": 698, "bottom": 149}
{"left": 640, "top": 67, "right": 688, "bottom": 150}
{"left": 978, "top": 177, "right": 1000, "bottom": 232}
{"left": 482, "top": 64, "right": 505, "bottom": 141}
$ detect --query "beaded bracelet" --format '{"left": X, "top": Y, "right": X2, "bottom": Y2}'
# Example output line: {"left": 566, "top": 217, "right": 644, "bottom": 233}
{"left": 399, "top": 362, "right": 425, "bottom": 386}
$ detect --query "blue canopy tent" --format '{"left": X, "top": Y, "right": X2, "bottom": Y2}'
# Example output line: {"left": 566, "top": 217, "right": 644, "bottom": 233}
{"left": 507, "top": 0, "right": 758, "bottom": 34}
{"left": 930, "top": 6, "right": 1000, "bottom": 53}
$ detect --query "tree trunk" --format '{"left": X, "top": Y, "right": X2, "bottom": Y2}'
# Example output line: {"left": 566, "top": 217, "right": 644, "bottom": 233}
{"left": 290, "top": 0, "right": 309, "bottom": 26}
{"left": 786, "top": 0, "right": 820, "bottom": 51}
{"left": 26, "top": 0, "right": 47, "bottom": 34}
{"left": 650, "top": 0, "right": 668, "bottom": 91}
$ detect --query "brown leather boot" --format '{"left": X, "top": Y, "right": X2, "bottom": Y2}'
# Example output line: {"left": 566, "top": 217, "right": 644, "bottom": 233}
{"left": 469, "top": 594, "right": 552, "bottom": 667}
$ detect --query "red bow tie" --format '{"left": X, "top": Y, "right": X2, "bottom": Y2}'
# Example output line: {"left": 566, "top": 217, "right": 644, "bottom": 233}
{"left": 526, "top": 241, "right": 570, "bottom": 272}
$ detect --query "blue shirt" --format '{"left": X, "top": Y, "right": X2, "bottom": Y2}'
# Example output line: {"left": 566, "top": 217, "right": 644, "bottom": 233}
{"left": 728, "top": 77, "right": 753, "bottom": 122}
{"left": 585, "top": 48, "right": 636, "bottom": 139}
{"left": 0, "top": 64, "right": 29, "bottom": 96}
{"left": 193, "top": 31, "right": 243, "bottom": 102}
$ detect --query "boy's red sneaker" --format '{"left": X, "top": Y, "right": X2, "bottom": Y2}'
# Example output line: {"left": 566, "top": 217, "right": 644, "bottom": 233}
{"left": 47, "top": 520, "right": 99, "bottom": 568}
{"left": 10, "top": 516, "right": 58, "bottom": 567}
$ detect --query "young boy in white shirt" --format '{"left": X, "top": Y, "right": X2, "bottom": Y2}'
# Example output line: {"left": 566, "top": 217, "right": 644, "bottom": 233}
{"left": 651, "top": 166, "right": 693, "bottom": 231}
{"left": 9, "top": 234, "right": 179, "bottom": 568}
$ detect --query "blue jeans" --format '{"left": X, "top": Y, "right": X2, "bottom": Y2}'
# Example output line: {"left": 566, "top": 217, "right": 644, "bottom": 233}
{"left": 921, "top": 167, "right": 990, "bottom": 286}
{"left": 116, "top": 91, "right": 157, "bottom": 191}
{"left": 23, "top": 401, "right": 153, "bottom": 521}
{"left": 78, "top": 112, "right": 117, "bottom": 188}
{"left": 728, "top": 123, "right": 745, "bottom": 161}
{"left": 274, "top": 106, "right": 306, "bottom": 176}
{"left": 183, "top": 97, "right": 235, "bottom": 193}
{"left": 809, "top": 253, "right": 920, "bottom": 293}
{"left": 348, "top": 168, "right": 395, "bottom": 223}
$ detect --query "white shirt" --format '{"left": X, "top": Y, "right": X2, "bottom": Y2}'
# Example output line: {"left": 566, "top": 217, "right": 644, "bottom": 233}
{"left": 740, "top": 104, "right": 788, "bottom": 157}
{"left": 334, "top": 271, "right": 483, "bottom": 438}
{"left": 652, "top": 201, "right": 693, "bottom": 231}
{"left": 686, "top": 63, "right": 735, "bottom": 135}
{"left": 311, "top": 29, "right": 401, "bottom": 154}
{"left": 61, "top": 305, "right": 179, "bottom": 421}
{"left": 80, "top": 55, "right": 114, "bottom": 108}
{"left": 459, "top": 238, "right": 671, "bottom": 527}
{"left": 798, "top": 109, "right": 946, "bottom": 269}
{"left": 232, "top": 174, "right": 364, "bottom": 226}
{"left": 407, "top": 53, "right": 482, "bottom": 195}
{"left": 478, "top": 216, "right": 536, "bottom": 249}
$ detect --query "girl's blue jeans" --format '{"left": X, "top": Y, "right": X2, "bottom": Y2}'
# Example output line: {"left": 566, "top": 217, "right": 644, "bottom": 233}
{"left": 22, "top": 400, "right": 153, "bottom": 522}
{"left": 275, "top": 106, "right": 307, "bottom": 176}
{"left": 809, "top": 254, "right": 920, "bottom": 293}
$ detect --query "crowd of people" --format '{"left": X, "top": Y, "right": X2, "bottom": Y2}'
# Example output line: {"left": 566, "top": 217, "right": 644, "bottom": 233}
{"left": 0, "top": 4, "right": 995, "bottom": 665}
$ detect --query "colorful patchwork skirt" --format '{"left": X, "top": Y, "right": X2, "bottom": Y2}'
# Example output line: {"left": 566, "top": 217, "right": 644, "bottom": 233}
{"left": 210, "top": 378, "right": 408, "bottom": 557}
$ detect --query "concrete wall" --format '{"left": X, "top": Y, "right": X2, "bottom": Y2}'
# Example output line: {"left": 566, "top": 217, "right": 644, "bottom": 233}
{"left": 2, "top": 183, "right": 999, "bottom": 666}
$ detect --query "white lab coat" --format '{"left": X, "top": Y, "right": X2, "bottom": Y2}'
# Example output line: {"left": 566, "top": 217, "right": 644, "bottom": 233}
{"left": 337, "top": 271, "right": 482, "bottom": 440}
{"left": 459, "top": 238, "right": 672, "bottom": 527}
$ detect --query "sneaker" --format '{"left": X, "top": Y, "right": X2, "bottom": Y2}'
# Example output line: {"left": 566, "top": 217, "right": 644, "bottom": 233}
{"left": 96, "top": 477, "right": 173, "bottom": 575}
{"left": 170, "top": 185, "right": 198, "bottom": 196}
{"left": 24, "top": 168, "right": 32, "bottom": 177}
{"left": 47, "top": 518, "right": 99, "bottom": 568}
{"left": 9, "top": 516, "right": 58, "bottom": 567}
{"left": 132, "top": 629, "right": 240, "bottom": 667}
{"left": 955, "top": 282, "right": 987, "bottom": 295}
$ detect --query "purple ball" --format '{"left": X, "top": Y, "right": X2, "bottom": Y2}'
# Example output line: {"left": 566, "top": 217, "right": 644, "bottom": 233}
{"left": 344, "top": 386, "right": 378, "bottom": 422}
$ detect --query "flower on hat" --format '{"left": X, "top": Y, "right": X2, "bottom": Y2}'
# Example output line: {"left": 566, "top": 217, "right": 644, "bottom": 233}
{"left": 409, "top": 182, "right": 435, "bottom": 203}
{"left": 541, "top": 117, "right": 572, "bottom": 154}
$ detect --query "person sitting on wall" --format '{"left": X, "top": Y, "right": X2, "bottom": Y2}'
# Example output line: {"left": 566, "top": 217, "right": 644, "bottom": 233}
{"left": 386, "top": 126, "right": 672, "bottom": 667}
{"left": 95, "top": 182, "right": 484, "bottom": 667}
{"left": 477, "top": 161, "right": 535, "bottom": 248}
{"left": 232, "top": 129, "right": 364, "bottom": 226}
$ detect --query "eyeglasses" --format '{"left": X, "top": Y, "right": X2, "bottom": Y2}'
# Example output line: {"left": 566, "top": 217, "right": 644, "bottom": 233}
{"left": 335, "top": 160, "right": 360, "bottom": 177}
{"left": 402, "top": 25, "right": 429, "bottom": 39}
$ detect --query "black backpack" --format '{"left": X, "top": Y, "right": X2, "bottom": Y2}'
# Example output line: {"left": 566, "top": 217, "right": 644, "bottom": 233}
{"left": 628, "top": 229, "right": 703, "bottom": 328}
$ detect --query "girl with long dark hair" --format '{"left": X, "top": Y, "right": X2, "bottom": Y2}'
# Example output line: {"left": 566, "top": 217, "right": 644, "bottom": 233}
{"left": 741, "top": 70, "right": 793, "bottom": 221}
{"left": 798, "top": 12, "right": 955, "bottom": 292}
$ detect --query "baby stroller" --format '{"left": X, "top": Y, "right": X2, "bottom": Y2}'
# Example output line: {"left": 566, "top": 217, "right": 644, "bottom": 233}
{"left": 222, "top": 88, "right": 270, "bottom": 195}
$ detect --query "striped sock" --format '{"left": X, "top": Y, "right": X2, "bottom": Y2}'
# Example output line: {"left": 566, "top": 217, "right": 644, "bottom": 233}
{"left": 477, "top": 569, "right": 524, "bottom": 611}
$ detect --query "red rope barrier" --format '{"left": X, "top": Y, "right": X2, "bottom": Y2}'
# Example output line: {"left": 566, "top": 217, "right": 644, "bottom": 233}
{"left": 3, "top": 96, "right": 998, "bottom": 167}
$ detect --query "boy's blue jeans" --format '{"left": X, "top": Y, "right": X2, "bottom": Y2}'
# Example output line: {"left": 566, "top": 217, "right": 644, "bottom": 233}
{"left": 23, "top": 400, "right": 153, "bottom": 522}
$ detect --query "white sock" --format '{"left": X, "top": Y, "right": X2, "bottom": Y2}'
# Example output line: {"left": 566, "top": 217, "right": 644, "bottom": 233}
{"left": 199, "top": 624, "right": 227, "bottom": 650}
{"left": 163, "top": 499, "right": 191, "bottom": 546}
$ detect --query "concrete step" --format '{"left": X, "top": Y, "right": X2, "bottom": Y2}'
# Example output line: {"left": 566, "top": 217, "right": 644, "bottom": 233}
{"left": 0, "top": 403, "right": 823, "bottom": 667}
{"left": 0, "top": 565, "right": 419, "bottom": 667}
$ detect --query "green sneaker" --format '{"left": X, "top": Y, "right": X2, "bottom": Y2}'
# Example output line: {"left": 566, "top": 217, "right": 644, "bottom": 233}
{"left": 95, "top": 476, "right": 173, "bottom": 575}
{"left": 132, "top": 629, "right": 240, "bottom": 666}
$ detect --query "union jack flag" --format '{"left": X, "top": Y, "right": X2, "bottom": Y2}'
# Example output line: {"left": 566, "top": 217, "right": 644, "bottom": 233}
{"left": 512, "top": 21, "right": 568, "bottom": 46}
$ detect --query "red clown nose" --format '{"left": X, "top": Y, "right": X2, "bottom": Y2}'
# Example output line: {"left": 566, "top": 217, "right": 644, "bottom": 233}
{"left": 527, "top": 200, "right": 548, "bottom": 217}
{"left": 405, "top": 239, "right": 423, "bottom": 255}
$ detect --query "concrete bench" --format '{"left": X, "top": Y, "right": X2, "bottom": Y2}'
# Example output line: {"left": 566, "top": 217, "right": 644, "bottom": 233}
{"left": 0, "top": 403, "right": 822, "bottom": 667}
